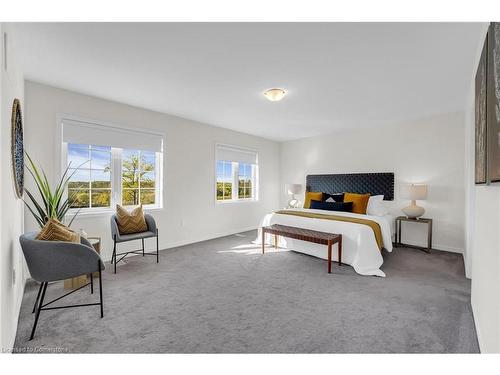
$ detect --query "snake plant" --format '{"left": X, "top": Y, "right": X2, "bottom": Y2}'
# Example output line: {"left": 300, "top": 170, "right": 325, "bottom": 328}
{"left": 23, "top": 152, "right": 85, "bottom": 228}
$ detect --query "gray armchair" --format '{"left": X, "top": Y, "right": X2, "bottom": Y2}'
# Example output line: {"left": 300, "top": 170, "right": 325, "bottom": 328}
{"left": 110, "top": 213, "right": 159, "bottom": 273}
{"left": 19, "top": 232, "right": 104, "bottom": 340}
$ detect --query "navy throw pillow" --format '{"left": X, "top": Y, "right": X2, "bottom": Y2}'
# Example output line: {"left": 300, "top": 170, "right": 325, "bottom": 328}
{"left": 309, "top": 200, "right": 353, "bottom": 212}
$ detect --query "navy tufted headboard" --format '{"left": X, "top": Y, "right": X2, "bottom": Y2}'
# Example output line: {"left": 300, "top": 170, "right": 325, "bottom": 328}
{"left": 306, "top": 173, "right": 395, "bottom": 201}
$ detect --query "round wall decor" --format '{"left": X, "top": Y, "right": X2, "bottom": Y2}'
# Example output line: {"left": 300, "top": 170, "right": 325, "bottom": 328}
{"left": 11, "top": 98, "right": 24, "bottom": 198}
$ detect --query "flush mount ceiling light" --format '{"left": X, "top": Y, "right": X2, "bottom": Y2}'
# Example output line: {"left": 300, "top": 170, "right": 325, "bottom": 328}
{"left": 263, "top": 88, "right": 287, "bottom": 102}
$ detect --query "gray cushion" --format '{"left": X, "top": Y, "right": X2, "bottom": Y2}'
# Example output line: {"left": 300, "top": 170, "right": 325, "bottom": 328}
{"left": 114, "top": 231, "right": 157, "bottom": 243}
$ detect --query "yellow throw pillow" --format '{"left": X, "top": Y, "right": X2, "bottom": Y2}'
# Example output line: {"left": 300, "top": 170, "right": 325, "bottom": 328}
{"left": 116, "top": 204, "right": 148, "bottom": 234}
{"left": 36, "top": 218, "right": 80, "bottom": 243}
{"left": 304, "top": 192, "right": 323, "bottom": 209}
{"left": 344, "top": 193, "right": 371, "bottom": 214}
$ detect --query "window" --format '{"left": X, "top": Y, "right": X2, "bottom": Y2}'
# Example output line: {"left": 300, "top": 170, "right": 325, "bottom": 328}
{"left": 216, "top": 160, "right": 233, "bottom": 200}
{"left": 238, "top": 163, "right": 253, "bottom": 199}
{"left": 68, "top": 144, "right": 112, "bottom": 208}
{"left": 62, "top": 118, "right": 163, "bottom": 212}
{"left": 215, "top": 144, "right": 258, "bottom": 202}
{"left": 122, "top": 149, "right": 157, "bottom": 206}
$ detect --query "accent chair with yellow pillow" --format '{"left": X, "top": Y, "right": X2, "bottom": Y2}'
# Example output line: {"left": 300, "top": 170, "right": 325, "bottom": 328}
{"left": 344, "top": 192, "right": 371, "bottom": 214}
{"left": 110, "top": 205, "right": 159, "bottom": 274}
{"left": 304, "top": 191, "right": 323, "bottom": 209}
{"left": 20, "top": 222, "right": 105, "bottom": 340}
{"left": 36, "top": 219, "right": 89, "bottom": 291}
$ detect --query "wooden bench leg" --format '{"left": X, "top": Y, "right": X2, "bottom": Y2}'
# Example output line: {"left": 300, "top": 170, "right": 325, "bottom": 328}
{"left": 274, "top": 234, "right": 278, "bottom": 249}
{"left": 338, "top": 237, "right": 343, "bottom": 266}
{"left": 328, "top": 241, "right": 332, "bottom": 273}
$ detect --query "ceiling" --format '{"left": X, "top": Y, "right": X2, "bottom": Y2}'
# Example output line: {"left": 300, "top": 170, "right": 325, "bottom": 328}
{"left": 12, "top": 23, "right": 484, "bottom": 141}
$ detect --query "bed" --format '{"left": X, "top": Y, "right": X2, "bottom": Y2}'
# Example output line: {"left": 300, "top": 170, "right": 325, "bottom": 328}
{"left": 258, "top": 172, "right": 395, "bottom": 277}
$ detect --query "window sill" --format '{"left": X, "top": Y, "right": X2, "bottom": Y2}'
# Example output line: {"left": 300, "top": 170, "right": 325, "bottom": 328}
{"left": 66, "top": 206, "right": 163, "bottom": 219}
{"left": 215, "top": 199, "right": 259, "bottom": 205}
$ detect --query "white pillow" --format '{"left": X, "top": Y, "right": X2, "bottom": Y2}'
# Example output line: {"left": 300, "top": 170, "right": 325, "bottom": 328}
{"left": 366, "top": 195, "right": 388, "bottom": 216}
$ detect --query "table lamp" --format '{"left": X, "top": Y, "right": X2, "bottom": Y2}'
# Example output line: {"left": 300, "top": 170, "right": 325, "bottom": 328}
{"left": 400, "top": 184, "right": 427, "bottom": 219}
{"left": 286, "top": 184, "right": 302, "bottom": 208}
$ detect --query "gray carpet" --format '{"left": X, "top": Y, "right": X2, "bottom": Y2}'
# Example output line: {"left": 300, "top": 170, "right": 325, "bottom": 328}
{"left": 14, "top": 230, "right": 479, "bottom": 353}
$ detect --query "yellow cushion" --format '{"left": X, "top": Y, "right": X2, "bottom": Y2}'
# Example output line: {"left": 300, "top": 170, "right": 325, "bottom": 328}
{"left": 116, "top": 204, "right": 148, "bottom": 234}
{"left": 304, "top": 192, "right": 323, "bottom": 209}
{"left": 344, "top": 193, "right": 371, "bottom": 214}
{"left": 36, "top": 218, "right": 80, "bottom": 243}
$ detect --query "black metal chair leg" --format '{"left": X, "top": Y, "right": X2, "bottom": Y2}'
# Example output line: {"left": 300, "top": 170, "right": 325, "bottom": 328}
{"left": 156, "top": 229, "right": 159, "bottom": 263}
{"left": 32, "top": 282, "right": 43, "bottom": 313}
{"left": 98, "top": 263, "right": 104, "bottom": 318}
{"left": 90, "top": 273, "right": 94, "bottom": 294}
{"left": 113, "top": 236, "right": 117, "bottom": 274}
{"left": 142, "top": 238, "right": 145, "bottom": 256}
{"left": 30, "top": 282, "right": 47, "bottom": 340}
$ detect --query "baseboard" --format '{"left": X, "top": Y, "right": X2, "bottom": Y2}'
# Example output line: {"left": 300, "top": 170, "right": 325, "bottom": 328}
{"left": 6, "top": 271, "right": 27, "bottom": 351}
{"left": 100, "top": 225, "right": 258, "bottom": 263}
{"left": 395, "top": 240, "right": 463, "bottom": 254}
{"left": 431, "top": 244, "right": 464, "bottom": 254}
{"left": 464, "top": 253, "right": 472, "bottom": 279}
{"left": 471, "top": 300, "right": 483, "bottom": 353}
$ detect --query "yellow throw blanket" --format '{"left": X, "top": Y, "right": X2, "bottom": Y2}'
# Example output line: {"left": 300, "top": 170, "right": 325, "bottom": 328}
{"left": 275, "top": 210, "right": 384, "bottom": 250}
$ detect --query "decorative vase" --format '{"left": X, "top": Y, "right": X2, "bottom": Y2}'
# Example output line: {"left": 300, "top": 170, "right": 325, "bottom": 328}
{"left": 79, "top": 228, "right": 88, "bottom": 238}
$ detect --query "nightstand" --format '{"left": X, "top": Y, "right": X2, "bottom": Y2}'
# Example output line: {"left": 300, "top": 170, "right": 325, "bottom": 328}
{"left": 394, "top": 216, "right": 432, "bottom": 253}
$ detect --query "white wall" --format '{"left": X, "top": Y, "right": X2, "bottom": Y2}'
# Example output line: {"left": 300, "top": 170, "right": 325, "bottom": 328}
{"left": 23, "top": 81, "right": 281, "bottom": 261}
{"left": 280, "top": 112, "right": 466, "bottom": 253}
{"left": 0, "top": 24, "right": 26, "bottom": 351}
{"left": 464, "top": 23, "right": 500, "bottom": 353}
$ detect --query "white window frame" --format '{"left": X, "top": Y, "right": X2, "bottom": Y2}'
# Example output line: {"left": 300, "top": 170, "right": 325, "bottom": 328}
{"left": 64, "top": 144, "right": 114, "bottom": 210}
{"left": 215, "top": 143, "right": 259, "bottom": 204}
{"left": 237, "top": 162, "right": 257, "bottom": 201}
{"left": 120, "top": 148, "right": 161, "bottom": 208}
{"left": 58, "top": 114, "right": 164, "bottom": 216}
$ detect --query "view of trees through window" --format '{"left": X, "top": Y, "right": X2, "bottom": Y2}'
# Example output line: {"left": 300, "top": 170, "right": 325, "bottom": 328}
{"left": 216, "top": 160, "right": 233, "bottom": 200}
{"left": 216, "top": 160, "right": 255, "bottom": 201}
{"left": 67, "top": 144, "right": 157, "bottom": 209}
{"left": 68, "top": 144, "right": 112, "bottom": 208}
{"left": 122, "top": 149, "right": 156, "bottom": 206}
{"left": 238, "top": 163, "right": 253, "bottom": 199}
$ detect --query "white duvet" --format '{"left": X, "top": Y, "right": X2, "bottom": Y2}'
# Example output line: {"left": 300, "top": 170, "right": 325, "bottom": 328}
{"left": 257, "top": 208, "right": 393, "bottom": 277}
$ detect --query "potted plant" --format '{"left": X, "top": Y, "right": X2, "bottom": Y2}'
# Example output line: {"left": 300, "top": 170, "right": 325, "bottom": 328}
{"left": 23, "top": 152, "right": 85, "bottom": 228}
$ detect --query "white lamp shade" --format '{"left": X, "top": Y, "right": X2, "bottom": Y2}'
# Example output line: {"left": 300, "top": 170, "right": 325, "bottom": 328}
{"left": 400, "top": 184, "right": 427, "bottom": 200}
{"left": 286, "top": 184, "right": 302, "bottom": 195}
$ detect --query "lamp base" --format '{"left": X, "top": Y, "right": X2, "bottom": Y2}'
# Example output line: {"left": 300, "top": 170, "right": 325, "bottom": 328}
{"left": 287, "top": 196, "right": 300, "bottom": 208}
{"left": 402, "top": 201, "right": 425, "bottom": 219}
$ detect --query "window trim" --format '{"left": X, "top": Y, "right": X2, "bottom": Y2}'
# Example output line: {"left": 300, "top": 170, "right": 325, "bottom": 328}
{"left": 58, "top": 114, "right": 164, "bottom": 216}
{"left": 214, "top": 143, "right": 259, "bottom": 205}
